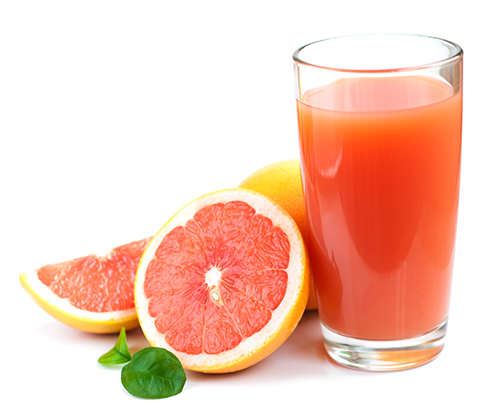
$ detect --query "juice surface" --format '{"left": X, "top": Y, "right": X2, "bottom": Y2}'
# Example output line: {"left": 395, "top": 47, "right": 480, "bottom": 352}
{"left": 297, "top": 76, "right": 462, "bottom": 340}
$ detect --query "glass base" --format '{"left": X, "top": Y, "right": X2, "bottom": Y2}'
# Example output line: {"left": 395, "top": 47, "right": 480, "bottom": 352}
{"left": 321, "top": 320, "right": 447, "bottom": 372}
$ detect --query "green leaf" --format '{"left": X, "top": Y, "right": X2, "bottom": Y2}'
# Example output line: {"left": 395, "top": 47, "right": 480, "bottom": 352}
{"left": 98, "top": 327, "right": 132, "bottom": 365}
{"left": 121, "top": 347, "right": 186, "bottom": 399}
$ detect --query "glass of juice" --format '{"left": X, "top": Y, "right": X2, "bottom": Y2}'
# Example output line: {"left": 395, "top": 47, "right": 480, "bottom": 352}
{"left": 293, "top": 34, "right": 463, "bottom": 371}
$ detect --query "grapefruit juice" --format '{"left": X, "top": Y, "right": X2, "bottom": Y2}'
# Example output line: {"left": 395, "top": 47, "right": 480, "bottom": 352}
{"left": 297, "top": 75, "right": 462, "bottom": 341}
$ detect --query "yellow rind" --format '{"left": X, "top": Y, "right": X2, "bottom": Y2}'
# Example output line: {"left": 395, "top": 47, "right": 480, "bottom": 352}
{"left": 135, "top": 188, "right": 310, "bottom": 373}
{"left": 20, "top": 272, "right": 138, "bottom": 334}
{"left": 239, "top": 160, "right": 306, "bottom": 235}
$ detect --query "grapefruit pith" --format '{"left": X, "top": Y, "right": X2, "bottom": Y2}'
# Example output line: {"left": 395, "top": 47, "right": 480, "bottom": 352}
{"left": 20, "top": 237, "right": 151, "bottom": 334}
{"left": 238, "top": 159, "right": 317, "bottom": 310}
{"left": 135, "top": 188, "right": 309, "bottom": 373}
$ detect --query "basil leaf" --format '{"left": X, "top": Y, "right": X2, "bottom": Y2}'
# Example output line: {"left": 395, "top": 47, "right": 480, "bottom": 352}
{"left": 121, "top": 347, "right": 186, "bottom": 399}
{"left": 98, "top": 327, "right": 132, "bottom": 365}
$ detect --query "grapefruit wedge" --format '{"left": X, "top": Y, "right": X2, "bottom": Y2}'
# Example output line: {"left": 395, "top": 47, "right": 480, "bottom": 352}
{"left": 20, "top": 237, "right": 151, "bottom": 334}
{"left": 135, "top": 188, "right": 310, "bottom": 373}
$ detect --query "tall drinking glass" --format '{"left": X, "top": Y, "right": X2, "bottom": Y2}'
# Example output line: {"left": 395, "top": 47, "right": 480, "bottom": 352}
{"left": 293, "top": 34, "right": 463, "bottom": 371}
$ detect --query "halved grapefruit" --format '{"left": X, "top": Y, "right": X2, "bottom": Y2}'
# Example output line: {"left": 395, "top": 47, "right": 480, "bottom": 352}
{"left": 20, "top": 237, "right": 151, "bottom": 334}
{"left": 135, "top": 188, "right": 310, "bottom": 373}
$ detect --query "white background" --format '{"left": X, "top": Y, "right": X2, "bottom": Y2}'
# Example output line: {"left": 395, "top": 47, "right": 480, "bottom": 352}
{"left": 1, "top": 1, "right": 498, "bottom": 411}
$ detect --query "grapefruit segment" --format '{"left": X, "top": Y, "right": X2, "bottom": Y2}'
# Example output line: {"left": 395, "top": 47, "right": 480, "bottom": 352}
{"left": 20, "top": 237, "right": 151, "bottom": 333}
{"left": 135, "top": 188, "right": 309, "bottom": 373}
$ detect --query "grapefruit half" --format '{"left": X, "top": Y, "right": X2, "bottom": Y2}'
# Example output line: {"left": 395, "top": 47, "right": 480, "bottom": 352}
{"left": 135, "top": 188, "right": 310, "bottom": 373}
{"left": 20, "top": 237, "right": 151, "bottom": 333}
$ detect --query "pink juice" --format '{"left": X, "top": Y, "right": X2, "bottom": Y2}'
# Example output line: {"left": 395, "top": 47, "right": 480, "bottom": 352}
{"left": 297, "top": 75, "right": 462, "bottom": 340}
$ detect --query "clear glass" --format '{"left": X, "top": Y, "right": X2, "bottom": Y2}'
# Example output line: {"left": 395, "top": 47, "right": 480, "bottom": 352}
{"left": 293, "top": 34, "right": 463, "bottom": 371}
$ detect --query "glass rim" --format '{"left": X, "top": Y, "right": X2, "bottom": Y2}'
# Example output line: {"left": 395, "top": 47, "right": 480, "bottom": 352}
{"left": 292, "top": 34, "right": 463, "bottom": 74}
